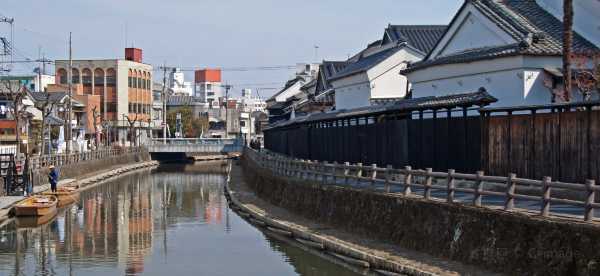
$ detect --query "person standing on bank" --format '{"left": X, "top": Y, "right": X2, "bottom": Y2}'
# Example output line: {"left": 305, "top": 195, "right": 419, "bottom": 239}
{"left": 48, "top": 165, "right": 59, "bottom": 193}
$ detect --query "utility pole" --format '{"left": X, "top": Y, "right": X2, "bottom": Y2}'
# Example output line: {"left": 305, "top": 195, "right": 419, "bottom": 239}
{"left": 66, "top": 32, "right": 73, "bottom": 153}
{"left": 0, "top": 16, "right": 14, "bottom": 74}
{"left": 161, "top": 64, "right": 168, "bottom": 144}
{"left": 222, "top": 84, "right": 232, "bottom": 139}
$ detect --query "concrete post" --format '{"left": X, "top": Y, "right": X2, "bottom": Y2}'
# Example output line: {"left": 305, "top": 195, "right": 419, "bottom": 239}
{"left": 585, "top": 180, "right": 596, "bottom": 222}
{"left": 343, "top": 162, "right": 350, "bottom": 185}
{"left": 370, "top": 164, "right": 377, "bottom": 190}
{"left": 447, "top": 169, "right": 455, "bottom": 203}
{"left": 541, "top": 176, "right": 551, "bottom": 217}
{"left": 474, "top": 171, "right": 484, "bottom": 207}
{"left": 404, "top": 166, "right": 412, "bottom": 196}
{"left": 424, "top": 168, "right": 433, "bottom": 200}
{"left": 385, "top": 165, "right": 392, "bottom": 193}
{"left": 504, "top": 173, "right": 516, "bottom": 211}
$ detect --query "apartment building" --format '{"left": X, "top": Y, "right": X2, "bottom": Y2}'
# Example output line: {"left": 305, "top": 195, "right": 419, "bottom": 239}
{"left": 54, "top": 48, "right": 154, "bottom": 146}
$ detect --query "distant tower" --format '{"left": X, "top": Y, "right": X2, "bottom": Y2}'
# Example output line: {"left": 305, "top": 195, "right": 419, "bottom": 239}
{"left": 194, "top": 69, "right": 222, "bottom": 107}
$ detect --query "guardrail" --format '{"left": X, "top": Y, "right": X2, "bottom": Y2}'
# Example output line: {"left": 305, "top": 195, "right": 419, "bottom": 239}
{"left": 28, "top": 147, "right": 145, "bottom": 170}
{"left": 246, "top": 148, "right": 599, "bottom": 223}
{"left": 151, "top": 138, "right": 239, "bottom": 145}
{"left": 148, "top": 138, "right": 244, "bottom": 153}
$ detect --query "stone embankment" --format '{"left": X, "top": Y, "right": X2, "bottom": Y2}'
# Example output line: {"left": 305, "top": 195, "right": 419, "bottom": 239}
{"left": 232, "top": 155, "right": 600, "bottom": 276}
{"left": 0, "top": 151, "right": 158, "bottom": 223}
{"left": 225, "top": 160, "right": 502, "bottom": 276}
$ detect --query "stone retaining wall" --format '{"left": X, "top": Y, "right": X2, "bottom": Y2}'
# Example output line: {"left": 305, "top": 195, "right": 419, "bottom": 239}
{"left": 242, "top": 156, "right": 600, "bottom": 276}
{"left": 31, "top": 150, "right": 151, "bottom": 187}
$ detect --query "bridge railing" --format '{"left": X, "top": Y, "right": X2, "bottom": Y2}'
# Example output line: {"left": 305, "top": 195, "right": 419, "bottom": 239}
{"left": 245, "top": 148, "right": 599, "bottom": 223}
{"left": 149, "top": 138, "right": 243, "bottom": 153}
{"left": 151, "top": 138, "right": 240, "bottom": 145}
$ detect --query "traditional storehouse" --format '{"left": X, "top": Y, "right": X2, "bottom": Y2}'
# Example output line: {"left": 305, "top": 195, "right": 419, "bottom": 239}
{"left": 403, "top": 0, "right": 600, "bottom": 107}
{"left": 330, "top": 25, "right": 446, "bottom": 110}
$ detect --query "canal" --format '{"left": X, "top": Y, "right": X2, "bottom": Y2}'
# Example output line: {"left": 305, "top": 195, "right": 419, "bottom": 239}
{"left": 0, "top": 163, "right": 362, "bottom": 276}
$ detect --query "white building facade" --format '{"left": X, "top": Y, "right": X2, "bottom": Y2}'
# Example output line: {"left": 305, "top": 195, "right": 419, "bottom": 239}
{"left": 404, "top": 0, "right": 600, "bottom": 107}
{"left": 330, "top": 25, "right": 446, "bottom": 110}
{"left": 169, "top": 68, "right": 193, "bottom": 96}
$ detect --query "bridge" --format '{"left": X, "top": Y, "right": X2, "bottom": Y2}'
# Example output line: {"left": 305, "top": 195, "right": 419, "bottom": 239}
{"left": 148, "top": 138, "right": 244, "bottom": 161}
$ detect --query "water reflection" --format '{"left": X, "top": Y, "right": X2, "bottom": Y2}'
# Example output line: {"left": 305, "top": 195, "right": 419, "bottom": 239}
{"left": 0, "top": 164, "right": 360, "bottom": 276}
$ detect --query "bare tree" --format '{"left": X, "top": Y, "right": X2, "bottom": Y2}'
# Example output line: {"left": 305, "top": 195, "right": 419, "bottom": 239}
{"left": 37, "top": 93, "right": 56, "bottom": 155}
{"left": 0, "top": 79, "right": 28, "bottom": 155}
{"left": 562, "top": 0, "right": 574, "bottom": 101}
{"left": 125, "top": 113, "right": 139, "bottom": 147}
{"left": 91, "top": 105, "right": 102, "bottom": 149}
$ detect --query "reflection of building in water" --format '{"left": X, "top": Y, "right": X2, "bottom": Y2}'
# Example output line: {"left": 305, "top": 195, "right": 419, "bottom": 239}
{"left": 0, "top": 168, "right": 229, "bottom": 275}
{"left": 118, "top": 172, "right": 154, "bottom": 275}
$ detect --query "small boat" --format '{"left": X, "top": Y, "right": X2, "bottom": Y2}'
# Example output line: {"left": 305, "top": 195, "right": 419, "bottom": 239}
{"left": 42, "top": 185, "right": 80, "bottom": 207}
{"left": 14, "top": 195, "right": 58, "bottom": 217}
{"left": 15, "top": 211, "right": 57, "bottom": 228}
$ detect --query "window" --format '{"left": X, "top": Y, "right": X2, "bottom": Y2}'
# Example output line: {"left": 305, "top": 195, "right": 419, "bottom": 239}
{"left": 128, "top": 77, "right": 132, "bottom": 88}
{"left": 206, "top": 84, "right": 212, "bottom": 91}
{"left": 106, "top": 77, "right": 116, "bottom": 87}
{"left": 132, "top": 78, "right": 137, "bottom": 88}
{"left": 138, "top": 78, "right": 142, "bottom": 89}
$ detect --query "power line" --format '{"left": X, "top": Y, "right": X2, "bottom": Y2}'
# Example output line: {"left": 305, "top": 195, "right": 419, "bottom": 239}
{"left": 152, "top": 65, "right": 296, "bottom": 72}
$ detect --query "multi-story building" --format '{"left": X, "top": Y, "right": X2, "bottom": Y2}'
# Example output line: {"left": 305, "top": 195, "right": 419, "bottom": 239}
{"left": 169, "top": 68, "right": 193, "bottom": 96}
{"left": 54, "top": 48, "right": 154, "bottom": 146}
{"left": 239, "top": 89, "right": 267, "bottom": 113}
{"left": 194, "top": 69, "right": 223, "bottom": 107}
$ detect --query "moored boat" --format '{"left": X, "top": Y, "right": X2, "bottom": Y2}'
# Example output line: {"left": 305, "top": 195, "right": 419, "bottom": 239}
{"left": 42, "top": 185, "right": 80, "bottom": 207}
{"left": 14, "top": 195, "right": 58, "bottom": 217}
{"left": 15, "top": 211, "right": 57, "bottom": 228}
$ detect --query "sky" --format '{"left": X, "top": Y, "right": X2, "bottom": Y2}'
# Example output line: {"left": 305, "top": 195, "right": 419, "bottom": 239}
{"left": 2, "top": 0, "right": 462, "bottom": 98}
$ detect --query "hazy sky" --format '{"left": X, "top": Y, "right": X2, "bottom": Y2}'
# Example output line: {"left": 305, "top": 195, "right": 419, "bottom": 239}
{"left": 3, "top": 0, "right": 461, "bottom": 97}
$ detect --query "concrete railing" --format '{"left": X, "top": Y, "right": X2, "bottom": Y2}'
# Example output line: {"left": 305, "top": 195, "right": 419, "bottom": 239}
{"left": 28, "top": 147, "right": 145, "bottom": 170}
{"left": 148, "top": 138, "right": 243, "bottom": 153}
{"left": 246, "top": 148, "right": 599, "bottom": 223}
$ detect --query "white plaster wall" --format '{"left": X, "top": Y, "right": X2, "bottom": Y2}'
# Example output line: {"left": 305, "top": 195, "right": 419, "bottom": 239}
{"left": 368, "top": 48, "right": 421, "bottom": 99}
{"left": 410, "top": 68, "right": 556, "bottom": 108}
{"left": 429, "top": 4, "right": 516, "bottom": 59}
{"left": 331, "top": 73, "right": 371, "bottom": 110}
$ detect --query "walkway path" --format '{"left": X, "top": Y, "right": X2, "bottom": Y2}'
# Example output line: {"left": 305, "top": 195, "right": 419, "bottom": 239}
{"left": 227, "top": 162, "right": 504, "bottom": 276}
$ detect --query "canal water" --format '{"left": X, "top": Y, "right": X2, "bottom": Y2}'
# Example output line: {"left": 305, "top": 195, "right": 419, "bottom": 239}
{"left": 0, "top": 163, "right": 361, "bottom": 276}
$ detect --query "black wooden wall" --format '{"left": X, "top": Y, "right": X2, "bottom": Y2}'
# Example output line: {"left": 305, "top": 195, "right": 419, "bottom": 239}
{"left": 264, "top": 116, "right": 482, "bottom": 173}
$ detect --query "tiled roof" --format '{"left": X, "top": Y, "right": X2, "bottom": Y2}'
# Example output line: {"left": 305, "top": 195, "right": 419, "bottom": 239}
{"left": 329, "top": 46, "right": 402, "bottom": 81}
{"left": 44, "top": 114, "right": 64, "bottom": 126}
{"left": 29, "top": 92, "right": 69, "bottom": 104}
{"left": 267, "top": 76, "right": 305, "bottom": 101}
{"left": 385, "top": 25, "right": 447, "bottom": 54}
{"left": 266, "top": 88, "right": 497, "bottom": 129}
{"left": 315, "top": 60, "right": 347, "bottom": 94}
{"left": 404, "top": 0, "right": 600, "bottom": 73}
{"left": 300, "top": 78, "right": 317, "bottom": 90}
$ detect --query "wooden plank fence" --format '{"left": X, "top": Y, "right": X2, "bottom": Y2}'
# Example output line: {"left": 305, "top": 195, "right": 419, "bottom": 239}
{"left": 246, "top": 148, "right": 599, "bottom": 223}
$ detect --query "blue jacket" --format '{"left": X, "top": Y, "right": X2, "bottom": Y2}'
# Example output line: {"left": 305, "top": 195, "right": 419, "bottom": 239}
{"left": 49, "top": 169, "right": 59, "bottom": 185}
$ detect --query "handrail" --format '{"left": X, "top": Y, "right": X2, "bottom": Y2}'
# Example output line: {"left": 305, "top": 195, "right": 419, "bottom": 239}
{"left": 24, "top": 147, "right": 145, "bottom": 170}
{"left": 245, "top": 148, "right": 598, "bottom": 223}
